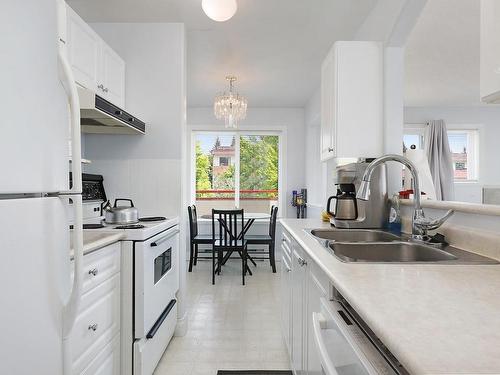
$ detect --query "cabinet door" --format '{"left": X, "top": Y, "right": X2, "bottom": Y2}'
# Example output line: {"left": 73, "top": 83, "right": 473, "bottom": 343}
{"left": 81, "top": 334, "right": 120, "bottom": 375}
{"left": 320, "top": 47, "right": 336, "bottom": 161}
{"left": 291, "top": 246, "right": 307, "bottom": 375}
{"left": 306, "top": 270, "right": 328, "bottom": 375}
{"left": 480, "top": 0, "right": 500, "bottom": 102}
{"left": 66, "top": 5, "right": 100, "bottom": 91}
{"left": 280, "top": 251, "right": 292, "bottom": 354}
{"left": 100, "top": 43, "right": 125, "bottom": 107}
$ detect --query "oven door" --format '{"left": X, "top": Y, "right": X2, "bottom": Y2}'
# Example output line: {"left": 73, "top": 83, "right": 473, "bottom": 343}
{"left": 135, "top": 225, "right": 179, "bottom": 338}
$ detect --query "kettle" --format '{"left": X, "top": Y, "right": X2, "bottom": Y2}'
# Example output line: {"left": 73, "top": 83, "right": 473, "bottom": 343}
{"left": 102, "top": 199, "right": 139, "bottom": 225}
{"left": 327, "top": 191, "right": 358, "bottom": 220}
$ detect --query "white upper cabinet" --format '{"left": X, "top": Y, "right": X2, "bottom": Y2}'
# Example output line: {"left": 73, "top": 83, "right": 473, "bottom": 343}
{"left": 66, "top": 4, "right": 125, "bottom": 107}
{"left": 66, "top": 5, "right": 100, "bottom": 91}
{"left": 480, "top": 0, "right": 500, "bottom": 103}
{"left": 321, "top": 47, "right": 336, "bottom": 160}
{"left": 100, "top": 44, "right": 125, "bottom": 107}
{"left": 320, "top": 41, "right": 383, "bottom": 161}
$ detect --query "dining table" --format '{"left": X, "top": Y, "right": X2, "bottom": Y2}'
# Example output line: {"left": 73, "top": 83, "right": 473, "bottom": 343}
{"left": 200, "top": 212, "right": 271, "bottom": 268}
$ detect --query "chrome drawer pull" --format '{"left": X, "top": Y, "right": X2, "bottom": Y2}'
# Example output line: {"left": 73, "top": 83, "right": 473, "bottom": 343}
{"left": 88, "top": 268, "right": 98, "bottom": 276}
{"left": 88, "top": 324, "right": 98, "bottom": 332}
{"left": 297, "top": 257, "right": 307, "bottom": 267}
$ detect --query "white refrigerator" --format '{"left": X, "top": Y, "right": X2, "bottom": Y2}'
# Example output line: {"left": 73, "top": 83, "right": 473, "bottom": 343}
{"left": 0, "top": 1, "right": 84, "bottom": 374}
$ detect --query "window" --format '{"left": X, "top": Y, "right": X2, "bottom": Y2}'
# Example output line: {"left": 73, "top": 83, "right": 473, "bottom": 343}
{"left": 448, "top": 130, "right": 478, "bottom": 181}
{"left": 403, "top": 125, "right": 479, "bottom": 182}
{"left": 193, "top": 132, "right": 280, "bottom": 215}
{"left": 219, "top": 157, "right": 230, "bottom": 166}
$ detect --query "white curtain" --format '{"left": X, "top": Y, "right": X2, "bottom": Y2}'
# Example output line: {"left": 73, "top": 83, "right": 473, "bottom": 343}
{"left": 425, "top": 119, "right": 455, "bottom": 201}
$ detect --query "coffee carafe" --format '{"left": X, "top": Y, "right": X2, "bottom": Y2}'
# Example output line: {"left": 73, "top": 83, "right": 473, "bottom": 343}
{"left": 327, "top": 184, "right": 358, "bottom": 220}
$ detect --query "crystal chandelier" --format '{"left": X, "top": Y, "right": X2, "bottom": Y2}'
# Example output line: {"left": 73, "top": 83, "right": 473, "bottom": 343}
{"left": 214, "top": 76, "right": 248, "bottom": 129}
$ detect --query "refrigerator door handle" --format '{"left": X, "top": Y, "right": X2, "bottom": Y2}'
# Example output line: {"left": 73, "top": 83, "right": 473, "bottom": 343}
{"left": 58, "top": 48, "right": 82, "bottom": 194}
{"left": 62, "top": 194, "right": 84, "bottom": 374}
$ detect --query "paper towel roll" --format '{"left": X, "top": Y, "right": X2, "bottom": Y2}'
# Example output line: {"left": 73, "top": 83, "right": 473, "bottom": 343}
{"left": 403, "top": 149, "right": 436, "bottom": 200}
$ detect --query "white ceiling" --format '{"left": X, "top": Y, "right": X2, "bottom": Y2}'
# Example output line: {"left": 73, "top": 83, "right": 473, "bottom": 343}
{"left": 405, "top": 0, "right": 480, "bottom": 106}
{"left": 67, "top": 0, "right": 376, "bottom": 107}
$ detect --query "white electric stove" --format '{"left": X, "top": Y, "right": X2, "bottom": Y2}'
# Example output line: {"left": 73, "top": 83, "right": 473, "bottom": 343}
{"left": 79, "top": 174, "right": 180, "bottom": 375}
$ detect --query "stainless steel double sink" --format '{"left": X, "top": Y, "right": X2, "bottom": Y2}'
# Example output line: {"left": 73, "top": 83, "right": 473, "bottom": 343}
{"left": 307, "top": 228, "right": 498, "bottom": 264}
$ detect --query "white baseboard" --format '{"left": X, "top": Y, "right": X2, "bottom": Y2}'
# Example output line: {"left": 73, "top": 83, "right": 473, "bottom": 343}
{"left": 174, "top": 311, "right": 188, "bottom": 337}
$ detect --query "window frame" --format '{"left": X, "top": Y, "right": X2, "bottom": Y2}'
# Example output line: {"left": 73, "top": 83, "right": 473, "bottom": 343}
{"left": 403, "top": 123, "right": 481, "bottom": 183}
{"left": 190, "top": 129, "right": 285, "bottom": 216}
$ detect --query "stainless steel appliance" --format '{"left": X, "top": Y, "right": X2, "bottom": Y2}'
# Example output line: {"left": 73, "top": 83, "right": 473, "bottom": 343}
{"left": 78, "top": 86, "right": 146, "bottom": 135}
{"left": 103, "top": 199, "right": 140, "bottom": 224}
{"left": 326, "top": 185, "right": 358, "bottom": 220}
{"left": 330, "top": 161, "right": 388, "bottom": 229}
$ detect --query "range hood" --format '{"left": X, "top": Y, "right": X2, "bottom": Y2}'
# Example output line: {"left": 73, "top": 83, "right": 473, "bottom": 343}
{"left": 78, "top": 86, "right": 145, "bottom": 135}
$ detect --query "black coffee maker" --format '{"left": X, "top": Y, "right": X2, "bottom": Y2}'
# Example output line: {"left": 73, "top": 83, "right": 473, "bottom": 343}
{"left": 327, "top": 183, "right": 358, "bottom": 220}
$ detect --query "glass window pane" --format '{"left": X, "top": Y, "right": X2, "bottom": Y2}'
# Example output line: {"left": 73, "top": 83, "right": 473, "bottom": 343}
{"left": 195, "top": 134, "right": 236, "bottom": 215}
{"left": 403, "top": 134, "right": 422, "bottom": 150}
{"left": 239, "top": 135, "right": 279, "bottom": 214}
{"left": 448, "top": 132, "right": 469, "bottom": 180}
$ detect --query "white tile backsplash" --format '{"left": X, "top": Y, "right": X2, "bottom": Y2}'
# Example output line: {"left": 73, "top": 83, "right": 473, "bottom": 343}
{"left": 86, "top": 158, "right": 182, "bottom": 217}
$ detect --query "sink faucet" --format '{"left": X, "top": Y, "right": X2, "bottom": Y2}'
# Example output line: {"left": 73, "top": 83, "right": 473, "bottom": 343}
{"left": 357, "top": 154, "right": 453, "bottom": 241}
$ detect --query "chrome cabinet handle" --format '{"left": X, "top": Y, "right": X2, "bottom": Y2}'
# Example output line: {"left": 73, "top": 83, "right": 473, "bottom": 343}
{"left": 97, "top": 84, "right": 104, "bottom": 90}
{"left": 286, "top": 267, "right": 291, "bottom": 272}
{"left": 88, "top": 323, "right": 98, "bottom": 332}
{"left": 88, "top": 268, "right": 98, "bottom": 276}
{"left": 328, "top": 147, "right": 334, "bottom": 152}
{"left": 103, "top": 87, "right": 109, "bottom": 93}
{"left": 297, "top": 257, "right": 307, "bottom": 267}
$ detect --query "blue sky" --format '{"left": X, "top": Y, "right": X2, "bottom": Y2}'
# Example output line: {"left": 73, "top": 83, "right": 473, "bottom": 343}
{"left": 196, "top": 134, "right": 234, "bottom": 154}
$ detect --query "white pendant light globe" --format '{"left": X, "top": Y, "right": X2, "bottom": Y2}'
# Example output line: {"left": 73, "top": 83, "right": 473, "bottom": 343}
{"left": 202, "top": 0, "right": 237, "bottom": 22}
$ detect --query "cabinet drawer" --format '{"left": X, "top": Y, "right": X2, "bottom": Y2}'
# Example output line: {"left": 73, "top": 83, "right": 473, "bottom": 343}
{"left": 80, "top": 334, "right": 120, "bottom": 375}
{"left": 82, "top": 242, "right": 120, "bottom": 294}
{"left": 71, "top": 274, "right": 120, "bottom": 374}
{"left": 310, "top": 261, "right": 330, "bottom": 297}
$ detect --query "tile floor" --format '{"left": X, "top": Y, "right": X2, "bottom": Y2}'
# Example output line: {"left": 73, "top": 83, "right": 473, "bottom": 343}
{"left": 154, "top": 259, "right": 290, "bottom": 375}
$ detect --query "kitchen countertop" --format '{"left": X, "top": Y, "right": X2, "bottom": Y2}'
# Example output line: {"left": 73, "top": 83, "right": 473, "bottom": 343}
{"left": 71, "top": 231, "right": 126, "bottom": 258}
{"left": 280, "top": 218, "right": 500, "bottom": 374}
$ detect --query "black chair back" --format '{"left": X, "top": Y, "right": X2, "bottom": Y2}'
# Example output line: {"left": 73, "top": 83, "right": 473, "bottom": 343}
{"left": 269, "top": 206, "right": 278, "bottom": 238}
{"left": 212, "top": 209, "right": 245, "bottom": 247}
{"left": 187, "top": 205, "right": 198, "bottom": 239}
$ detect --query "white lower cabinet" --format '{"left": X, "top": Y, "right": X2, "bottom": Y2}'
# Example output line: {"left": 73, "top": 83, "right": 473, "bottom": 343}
{"left": 81, "top": 334, "right": 121, "bottom": 375}
{"left": 280, "top": 249, "right": 292, "bottom": 353}
{"left": 306, "top": 265, "right": 329, "bottom": 375}
{"left": 281, "top": 228, "right": 330, "bottom": 375}
{"left": 291, "top": 244, "right": 307, "bottom": 375}
{"left": 70, "top": 243, "right": 121, "bottom": 375}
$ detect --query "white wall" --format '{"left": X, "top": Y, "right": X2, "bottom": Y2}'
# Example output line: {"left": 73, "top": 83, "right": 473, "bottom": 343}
{"left": 404, "top": 105, "right": 500, "bottom": 203}
{"left": 83, "top": 23, "right": 186, "bottom": 217}
{"left": 187, "top": 107, "right": 305, "bottom": 218}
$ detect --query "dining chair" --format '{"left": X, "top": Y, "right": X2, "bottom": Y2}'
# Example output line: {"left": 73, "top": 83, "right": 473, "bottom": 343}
{"left": 211, "top": 209, "right": 249, "bottom": 285}
{"left": 187, "top": 205, "right": 213, "bottom": 272}
{"left": 245, "top": 206, "right": 279, "bottom": 272}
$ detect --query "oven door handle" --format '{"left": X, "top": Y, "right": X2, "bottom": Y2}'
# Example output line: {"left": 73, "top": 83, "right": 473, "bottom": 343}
{"left": 146, "top": 299, "right": 177, "bottom": 339}
{"left": 151, "top": 228, "right": 179, "bottom": 247}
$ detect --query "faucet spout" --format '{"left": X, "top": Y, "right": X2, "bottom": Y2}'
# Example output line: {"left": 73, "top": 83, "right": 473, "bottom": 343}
{"left": 358, "top": 154, "right": 422, "bottom": 211}
{"left": 358, "top": 154, "right": 451, "bottom": 239}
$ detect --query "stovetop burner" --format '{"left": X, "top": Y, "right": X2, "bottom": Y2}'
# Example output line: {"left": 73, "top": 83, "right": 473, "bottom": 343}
{"left": 83, "top": 223, "right": 105, "bottom": 229}
{"left": 138, "top": 216, "right": 167, "bottom": 222}
{"left": 115, "top": 224, "right": 146, "bottom": 230}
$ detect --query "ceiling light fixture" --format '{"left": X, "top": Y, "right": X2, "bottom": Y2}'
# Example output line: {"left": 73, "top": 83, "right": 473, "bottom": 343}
{"left": 202, "top": 0, "right": 238, "bottom": 22}
{"left": 214, "top": 76, "right": 247, "bottom": 129}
